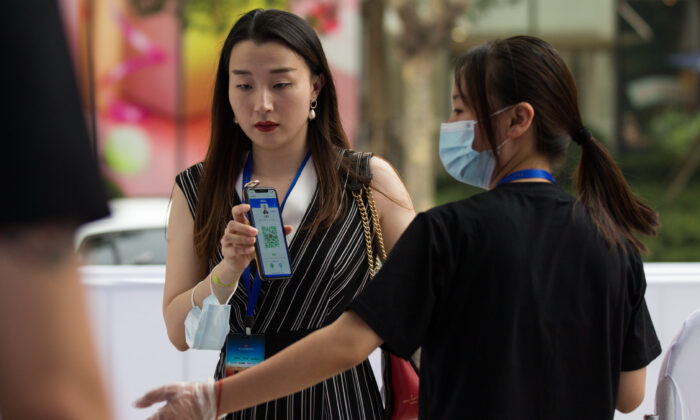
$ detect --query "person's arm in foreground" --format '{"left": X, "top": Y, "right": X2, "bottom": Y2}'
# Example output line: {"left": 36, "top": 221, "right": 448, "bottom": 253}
{"left": 614, "top": 251, "right": 657, "bottom": 414}
{"left": 221, "top": 311, "right": 381, "bottom": 413}
{"left": 135, "top": 310, "right": 380, "bottom": 419}
{"left": 0, "top": 224, "right": 111, "bottom": 419}
{"left": 616, "top": 367, "right": 646, "bottom": 413}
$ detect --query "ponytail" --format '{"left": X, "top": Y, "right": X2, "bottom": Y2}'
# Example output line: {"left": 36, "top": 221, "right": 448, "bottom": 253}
{"left": 457, "top": 36, "right": 659, "bottom": 254}
{"left": 573, "top": 127, "right": 659, "bottom": 253}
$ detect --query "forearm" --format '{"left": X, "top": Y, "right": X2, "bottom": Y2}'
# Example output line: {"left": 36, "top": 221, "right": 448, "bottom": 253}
{"left": 0, "top": 224, "right": 111, "bottom": 419}
{"left": 163, "top": 280, "right": 209, "bottom": 351}
{"left": 616, "top": 368, "right": 646, "bottom": 413}
{"left": 163, "top": 261, "right": 241, "bottom": 350}
{"left": 218, "top": 311, "right": 380, "bottom": 414}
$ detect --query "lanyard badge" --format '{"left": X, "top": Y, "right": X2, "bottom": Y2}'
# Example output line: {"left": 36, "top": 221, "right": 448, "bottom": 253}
{"left": 224, "top": 151, "right": 310, "bottom": 376}
{"left": 225, "top": 333, "right": 265, "bottom": 376}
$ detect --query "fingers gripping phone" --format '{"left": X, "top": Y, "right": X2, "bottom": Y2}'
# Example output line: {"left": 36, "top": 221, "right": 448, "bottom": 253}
{"left": 243, "top": 186, "right": 293, "bottom": 280}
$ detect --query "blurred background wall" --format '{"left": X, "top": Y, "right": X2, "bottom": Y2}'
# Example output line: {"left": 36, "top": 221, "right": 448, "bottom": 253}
{"left": 358, "top": 0, "right": 699, "bottom": 262}
{"left": 59, "top": 0, "right": 699, "bottom": 259}
{"left": 58, "top": 0, "right": 360, "bottom": 196}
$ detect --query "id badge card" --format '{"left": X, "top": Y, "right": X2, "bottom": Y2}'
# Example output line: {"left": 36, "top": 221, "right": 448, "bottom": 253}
{"left": 225, "top": 334, "right": 265, "bottom": 377}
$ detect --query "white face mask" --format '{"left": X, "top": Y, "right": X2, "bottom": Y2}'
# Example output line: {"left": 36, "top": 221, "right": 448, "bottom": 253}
{"left": 438, "top": 106, "right": 512, "bottom": 190}
{"left": 184, "top": 280, "right": 232, "bottom": 350}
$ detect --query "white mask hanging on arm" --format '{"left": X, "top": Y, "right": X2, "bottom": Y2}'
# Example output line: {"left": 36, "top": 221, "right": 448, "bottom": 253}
{"left": 184, "top": 278, "right": 236, "bottom": 350}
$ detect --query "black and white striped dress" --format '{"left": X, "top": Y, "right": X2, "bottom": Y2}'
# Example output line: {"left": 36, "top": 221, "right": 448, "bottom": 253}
{"left": 175, "top": 153, "right": 384, "bottom": 420}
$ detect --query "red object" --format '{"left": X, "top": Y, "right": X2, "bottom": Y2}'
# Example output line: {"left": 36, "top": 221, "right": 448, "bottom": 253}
{"left": 254, "top": 121, "right": 279, "bottom": 132}
{"left": 307, "top": 3, "right": 339, "bottom": 34}
{"left": 216, "top": 378, "right": 223, "bottom": 417}
{"left": 384, "top": 353, "right": 420, "bottom": 420}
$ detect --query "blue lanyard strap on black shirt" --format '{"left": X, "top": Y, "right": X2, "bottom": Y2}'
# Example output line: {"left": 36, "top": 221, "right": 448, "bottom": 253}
{"left": 240, "top": 151, "right": 311, "bottom": 334}
{"left": 496, "top": 169, "right": 556, "bottom": 187}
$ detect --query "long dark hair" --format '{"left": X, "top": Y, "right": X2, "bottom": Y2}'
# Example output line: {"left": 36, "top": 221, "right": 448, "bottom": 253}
{"left": 454, "top": 35, "right": 658, "bottom": 253}
{"left": 194, "top": 9, "right": 353, "bottom": 271}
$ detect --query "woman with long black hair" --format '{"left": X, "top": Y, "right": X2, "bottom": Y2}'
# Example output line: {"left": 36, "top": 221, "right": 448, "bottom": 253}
{"left": 157, "top": 8, "right": 414, "bottom": 420}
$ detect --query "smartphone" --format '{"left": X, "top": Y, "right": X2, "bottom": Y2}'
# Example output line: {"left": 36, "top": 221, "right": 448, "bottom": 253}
{"left": 243, "top": 186, "right": 293, "bottom": 280}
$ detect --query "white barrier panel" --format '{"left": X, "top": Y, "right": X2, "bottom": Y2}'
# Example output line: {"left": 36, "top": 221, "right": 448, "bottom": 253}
{"left": 82, "top": 266, "right": 218, "bottom": 420}
{"left": 616, "top": 264, "right": 700, "bottom": 419}
{"left": 80, "top": 263, "right": 700, "bottom": 420}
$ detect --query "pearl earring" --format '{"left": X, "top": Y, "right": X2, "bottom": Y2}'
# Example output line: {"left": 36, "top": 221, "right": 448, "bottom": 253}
{"left": 308, "top": 99, "right": 317, "bottom": 121}
{"left": 233, "top": 116, "right": 238, "bottom": 125}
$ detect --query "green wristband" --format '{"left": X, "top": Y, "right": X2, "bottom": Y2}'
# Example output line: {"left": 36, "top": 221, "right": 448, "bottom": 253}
{"left": 212, "top": 267, "right": 238, "bottom": 287}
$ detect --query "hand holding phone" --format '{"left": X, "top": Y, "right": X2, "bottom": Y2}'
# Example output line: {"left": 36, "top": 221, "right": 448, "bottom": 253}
{"left": 243, "top": 186, "right": 293, "bottom": 280}
{"left": 222, "top": 205, "right": 259, "bottom": 272}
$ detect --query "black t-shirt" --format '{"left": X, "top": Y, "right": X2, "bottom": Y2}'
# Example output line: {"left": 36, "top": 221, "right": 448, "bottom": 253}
{"left": 0, "top": 0, "right": 108, "bottom": 226}
{"left": 350, "top": 182, "right": 661, "bottom": 420}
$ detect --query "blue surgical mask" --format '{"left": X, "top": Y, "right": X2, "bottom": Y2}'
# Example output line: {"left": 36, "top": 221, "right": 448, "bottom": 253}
{"left": 184, "top": 280, "right": 232, "bottom": 350}
{"left": 438, "top": 106, "right": 513, "bottom": 189}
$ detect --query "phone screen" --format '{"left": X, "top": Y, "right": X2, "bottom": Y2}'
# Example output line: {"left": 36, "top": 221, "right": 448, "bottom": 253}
{"left": 246, "top": 188, "right": 292, "bottom": 279}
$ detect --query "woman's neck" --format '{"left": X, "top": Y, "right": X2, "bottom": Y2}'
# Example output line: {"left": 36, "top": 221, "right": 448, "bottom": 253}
{"left": 250, "top": 141, "right": 309, "bottom": 180}
{"left": 491, "top": 153, "right": 552, "bottom": 187}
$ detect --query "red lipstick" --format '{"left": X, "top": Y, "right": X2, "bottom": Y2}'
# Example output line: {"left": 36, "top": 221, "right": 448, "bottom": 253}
{"left": 254, "top": 121, "right": 279, "bottom": 132}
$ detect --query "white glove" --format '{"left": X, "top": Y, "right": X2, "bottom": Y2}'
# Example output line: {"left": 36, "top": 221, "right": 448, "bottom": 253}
{"left": 134, "top": 379, "right": 220, "bottom": 420}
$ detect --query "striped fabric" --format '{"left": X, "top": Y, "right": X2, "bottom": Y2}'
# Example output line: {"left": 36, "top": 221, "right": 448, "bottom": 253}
{"left": 175, "top": 156, "right": 383, "bottom": 420}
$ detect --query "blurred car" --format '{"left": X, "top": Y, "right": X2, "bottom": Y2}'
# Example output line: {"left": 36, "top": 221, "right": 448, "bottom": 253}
{"left": 75, "top": 197, "right": 170, "bottom": 265}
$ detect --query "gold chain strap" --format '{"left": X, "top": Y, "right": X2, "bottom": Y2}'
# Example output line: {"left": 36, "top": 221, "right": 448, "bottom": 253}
{"left": 352, "top": 184, "right": 385, "bottom": 279}
{"left": 366, "top": 186, "right": 387, "bottom": 261}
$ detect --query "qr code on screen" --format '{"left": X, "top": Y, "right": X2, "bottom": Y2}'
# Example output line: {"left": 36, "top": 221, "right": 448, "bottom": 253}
{"left": 261, "top": 226, "right": 280, "bottom": 248}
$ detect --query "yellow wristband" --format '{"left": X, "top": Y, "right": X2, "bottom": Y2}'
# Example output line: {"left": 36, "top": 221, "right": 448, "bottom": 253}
{"left": 212, "top": 267, "right": 238, "bottom": 287}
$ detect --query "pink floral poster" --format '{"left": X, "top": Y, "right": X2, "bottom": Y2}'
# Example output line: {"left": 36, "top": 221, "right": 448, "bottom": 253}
{"left": 60, "top": 0, "right": 359, "bottom": 197}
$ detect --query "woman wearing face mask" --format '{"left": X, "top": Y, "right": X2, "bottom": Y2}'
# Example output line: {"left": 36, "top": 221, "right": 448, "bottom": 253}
{"left": 138, "top": 35, "right": 660, "bottom": 420}
{"left": 154, "top": 8, "right": 414, "bottom": 420}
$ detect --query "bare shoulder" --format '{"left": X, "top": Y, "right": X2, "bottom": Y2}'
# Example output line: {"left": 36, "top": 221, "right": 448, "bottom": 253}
{"left": 368, "top": 156, "right": 415, "bottom": 252}
{"left": 166, "top": 186, "right": 197, "bottom": 270}
{"left": 169, "top": 185, "right": 194, "bottom": 226}
{"left": 369, "top": 156, "right": 411, "bottom": 205}
{"left": 369, "top": 155, "right": 397, "bottom": 178}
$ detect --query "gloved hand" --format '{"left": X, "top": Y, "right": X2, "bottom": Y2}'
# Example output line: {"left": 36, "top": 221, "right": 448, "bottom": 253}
{"left": 133, "top": 379, "right": 220, "bottom": 420}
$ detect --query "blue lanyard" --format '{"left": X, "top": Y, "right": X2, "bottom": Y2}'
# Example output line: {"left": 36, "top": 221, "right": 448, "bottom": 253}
{"left": 496, "top": 169, "right": 556, "bottom": 187}
{"left": 240, "top": 151, "right": 311, "bottom": 327}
